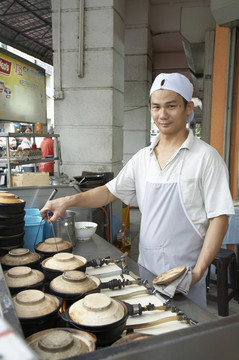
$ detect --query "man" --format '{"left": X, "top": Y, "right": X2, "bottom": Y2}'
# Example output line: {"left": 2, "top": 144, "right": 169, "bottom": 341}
{"left": 20, "top": 127, "right": 33, "bottom": 150}
{"left": 19, "top": 126, "right": 34, "bottom": 172}
{"left": 41, "top": 73, "right": 234, "bottom": 308}
{"left": 39, "top": 136, "right": 54, "bottom": 174}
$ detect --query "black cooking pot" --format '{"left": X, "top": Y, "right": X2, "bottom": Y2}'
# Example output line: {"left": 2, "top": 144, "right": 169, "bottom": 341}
{"left": 48, "top": 271, "right": 101, "bottom": 304}
{"left": 0, "top": 211, "right": 25, "bottom": 225}
{"left": 0, "top": 248, "right": 42, "bottom": 270}
{"left": 12, "top": 290, "right": 63, "bottom": 338}
{"left": 41, "top": 253, "right": 87, "bottom": 282}
{"left": 0, "top": 201, "right": 25, "bottom": 215}
{"left": 8, "top": 279, "right": 45, "bottom": 296}
{"left": 0, "top": 222, "right": 25, "bottom": 236}
{"left": 0, "top": 242, "right": 24, "bottom": 256}
{"left": 61, "top": 300, "right": 128, "bottom": 346}
{"left": 0, "top": 231, "right": 25, "bottom": 247}
{"left": 35, "top": 238, "right": 73, "bottom": 260}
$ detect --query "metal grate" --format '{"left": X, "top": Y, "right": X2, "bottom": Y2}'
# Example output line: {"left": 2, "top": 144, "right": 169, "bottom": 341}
{"left": 0, "top": 0, "right": 52, "bottom": 64}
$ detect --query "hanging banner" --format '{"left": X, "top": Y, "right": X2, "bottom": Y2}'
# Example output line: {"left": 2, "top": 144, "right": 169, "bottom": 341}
{"left": 0, "top": 48, "right": 46, "bottom": 124}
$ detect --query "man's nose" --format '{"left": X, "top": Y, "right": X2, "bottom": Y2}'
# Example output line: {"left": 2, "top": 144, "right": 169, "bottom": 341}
{"left": 159, "top": 107, "right": 168, "bottom": 118}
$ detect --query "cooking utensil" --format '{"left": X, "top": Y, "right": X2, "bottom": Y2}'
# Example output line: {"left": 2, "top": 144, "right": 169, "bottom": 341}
{"left": 52, "top": 211, "right": 76, "bottom": 247}
{"left": 26, "top": 328, "right": 97, "bottom": 359}
{"left": 4, "top": 266, "right": 45, "bottom": 295}
{"left": 33, "top": 188, "right": 58, "bottom": 250}
{"left": 73, "top": 174, "right": 104, "bottom": 188}
{"left": 12, "top": 289, "right": 63, "bottom": 337}
{"left": 61, "top": 293, "right": 128, "bottom": 346}
{"left": 112, "top": 331, "right": 150, "bottom": 346}
{"left": 41, "top": 253, "right": 87, "bottom": 282}
{"left": 35, "top": 237, "right": 73, "bottom": 260}
{"left": 0, "top": 231, "right": 25, "bottom": 247}
{"left": 49, "top": 270, "right": 101, "bottom": 302}
{"left": 0, "top": 248, "right": 41, "bottom": 270}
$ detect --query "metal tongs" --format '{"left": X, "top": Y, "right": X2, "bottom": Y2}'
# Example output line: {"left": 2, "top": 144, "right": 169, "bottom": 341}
{"left": 33, "top": 189, "right": 58, "bottom": 249}
{"left": 33, "top": 189, "right": 58, "bottom": 248}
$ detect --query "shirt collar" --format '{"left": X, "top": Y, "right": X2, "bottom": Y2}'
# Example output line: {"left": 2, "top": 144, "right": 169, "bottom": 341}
{"left": 149, "top": 128, "right": 195, "bottom": 154}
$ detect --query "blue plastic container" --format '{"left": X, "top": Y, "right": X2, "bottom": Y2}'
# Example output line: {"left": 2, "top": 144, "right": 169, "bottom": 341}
{"left": 24, "top": 215, "right": 45, "bottom": 252}
{"left": 25, "top": 208, "right": 41, "bottom": 216}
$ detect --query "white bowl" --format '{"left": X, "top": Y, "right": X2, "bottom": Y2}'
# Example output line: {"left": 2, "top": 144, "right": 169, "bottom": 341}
{"left": 74, "top": 222, "right": 98, "bottom": 240}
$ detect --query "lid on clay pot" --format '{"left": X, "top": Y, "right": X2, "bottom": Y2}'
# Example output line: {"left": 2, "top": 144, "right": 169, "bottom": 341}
{"left": 0, "top": 248, "right": 41, "bottom": 266}
{"left": 69, "top": 293, "right": 125, "bottom": 326}
{"left": 26, "top": 328, "right": 96, "bottom": 359}
{"left": 12, "top": 289, "right": 61, "bottom": 318}
{"left": 42, "top": 253, "right": 87, "bottom": 271}
{"left": 50, "top": 271, "right": 100, "bottom": 295}
{"left": 35, "top": 237, "right": 72, "bottom": 253}
{"left": 4, "top": 266, "right": 44, "bottom": 288}
{"left": 0, "top": 193, "right": 23, "bottom": 204}
{"left": 112, "top": 332, "right": 150, "bottom": 346}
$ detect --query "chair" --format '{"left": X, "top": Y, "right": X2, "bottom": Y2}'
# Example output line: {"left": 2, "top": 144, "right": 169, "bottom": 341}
{"left": 206, "top": 248, "right": 238, "bottom": 316}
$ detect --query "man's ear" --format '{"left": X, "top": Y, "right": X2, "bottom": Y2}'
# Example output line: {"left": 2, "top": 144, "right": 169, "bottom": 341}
{"left": 187, "top": 101, "right": 194, "bottom": 115}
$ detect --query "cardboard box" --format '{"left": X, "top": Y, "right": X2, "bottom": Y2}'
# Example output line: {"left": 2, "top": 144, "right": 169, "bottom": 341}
{"left": 10, "top": 172, "right": 49, "bottom": 187}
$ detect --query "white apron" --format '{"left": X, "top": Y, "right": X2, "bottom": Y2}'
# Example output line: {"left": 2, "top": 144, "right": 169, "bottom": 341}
{"left": 138, "top": 149, "right": 207, "bottom": 308}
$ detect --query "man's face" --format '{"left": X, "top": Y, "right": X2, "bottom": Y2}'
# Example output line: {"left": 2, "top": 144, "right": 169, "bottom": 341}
{"left": 149, "top": 89, "right": 193, "bottom": 137}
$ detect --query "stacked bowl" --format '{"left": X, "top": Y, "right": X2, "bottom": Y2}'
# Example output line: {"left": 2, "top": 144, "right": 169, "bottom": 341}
{"left": 0, "top": 191, "right": 25, "bottom": 254}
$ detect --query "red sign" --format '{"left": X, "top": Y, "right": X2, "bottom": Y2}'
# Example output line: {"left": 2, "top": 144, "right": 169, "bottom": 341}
{"left": 0, "top": 57, "right": 12, "bottom": 76}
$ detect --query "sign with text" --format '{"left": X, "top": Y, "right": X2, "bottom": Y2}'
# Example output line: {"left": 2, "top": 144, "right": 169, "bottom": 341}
{"left": 0, "top": 49, "right": 46, "bottom": 124}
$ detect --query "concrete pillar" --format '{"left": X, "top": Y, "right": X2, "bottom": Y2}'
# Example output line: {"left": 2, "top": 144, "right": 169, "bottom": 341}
{"left": 52, "top": 0, "right": 125, "bottom": 179}
{"left": 123, "top": 0, "right": 152, "bottom": 165}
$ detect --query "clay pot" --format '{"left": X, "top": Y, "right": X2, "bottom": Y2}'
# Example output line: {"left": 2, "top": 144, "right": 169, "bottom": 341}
{"left": 12, "top": 289, "right": 62, "bottom": 337}
{"left": 4, "top": 266, "right": 45, "bottom": 295}
{"left": 0, "top": 195, "right": 25, "bottom": 244}
{"left": 61, "top": 293, "right": 128, "bottom": 346}
{"left": 41, "top": 253, "right": 87, "bottom": 282}
{"left": 0, "top": 200, "right": 25, "bottom": 215}
{"left": 0, "top": 248, "right": 41, "bottom": 270}
{"left": 0, "top": 223, "right": 25, "bottom": 236}
{"left": 0, "top": 211, "right": 25, "bottom": 225}
{"left": 26, "top": 328, "right": 96, "bottom": 359}
{"left": 35, "top": 237, "right": 73, "bottom": 260}
{"left": 112, "top": 331, "right": 150, "bottom": 346}
{"left": 0, "top": 231, "right": 25, "bottom": 247}
{"left": 0, "top": 242, "right": 24, "bottom": 256}
{"left": 49, "top": 270, "right": 101, "bottom": 301}
{"left": 0, "top": 193, "right": 23, "bottom": 204}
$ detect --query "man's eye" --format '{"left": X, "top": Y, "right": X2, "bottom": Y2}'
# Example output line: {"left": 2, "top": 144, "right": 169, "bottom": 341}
{"left": 168, "top": 105, "right": 176, "bottom": 109}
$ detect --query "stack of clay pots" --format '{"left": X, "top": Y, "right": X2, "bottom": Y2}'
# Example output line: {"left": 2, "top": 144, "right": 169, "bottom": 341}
{"left": 0, "top": 191, "right": 26, "bottom": 254}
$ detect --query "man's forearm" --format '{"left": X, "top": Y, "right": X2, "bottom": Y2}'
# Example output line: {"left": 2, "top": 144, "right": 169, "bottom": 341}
{"left": 66, "top": 185, "right": 117, "bottom": 208}
{"left": 41, "top": 185, "right": 117, "bottom": 222}
{"left": 191, "top": 215, "right": 229, "bottom": 287}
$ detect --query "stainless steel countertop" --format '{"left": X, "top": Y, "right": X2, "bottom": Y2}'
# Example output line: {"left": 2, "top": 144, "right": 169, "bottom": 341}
{"left": 73, "top": 234, "right": 215, "bottom": 324}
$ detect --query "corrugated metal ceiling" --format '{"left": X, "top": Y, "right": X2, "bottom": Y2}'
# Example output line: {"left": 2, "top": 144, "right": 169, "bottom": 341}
{"left": 0, "top": 0, "right": 52, "bottom": 64}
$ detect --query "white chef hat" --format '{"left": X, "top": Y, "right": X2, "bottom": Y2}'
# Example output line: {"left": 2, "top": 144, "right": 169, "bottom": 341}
{"left": 150, "top": 73, "right": 194, "bottom": 123}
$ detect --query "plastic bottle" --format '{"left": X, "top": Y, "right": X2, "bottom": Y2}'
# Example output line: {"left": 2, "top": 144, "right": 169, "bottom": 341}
{"left": 124, "top": 228, "right": 131, "bottom": 251}
{"left": 116, "top": 227, "right": 124, "bottom": 249}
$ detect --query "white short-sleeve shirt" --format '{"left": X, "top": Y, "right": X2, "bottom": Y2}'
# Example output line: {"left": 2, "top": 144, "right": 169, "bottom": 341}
{"left": 106, "top": 129, "right": 234, "bottom": 237}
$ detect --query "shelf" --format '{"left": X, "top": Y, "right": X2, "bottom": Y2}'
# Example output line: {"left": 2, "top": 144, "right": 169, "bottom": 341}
{"left": 1, "top": 132, "right": 61, "bottom": 187}
{"left": 0, "top": 157, "right": 59, "bottom": 166}
{"left": 0, "top": 132, "right": 59, "bottom": 138}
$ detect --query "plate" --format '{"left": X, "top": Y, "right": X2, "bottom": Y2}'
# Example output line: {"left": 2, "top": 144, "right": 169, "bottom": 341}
{"left": 152, "top": 266, "right": 186, "bottom": 285}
